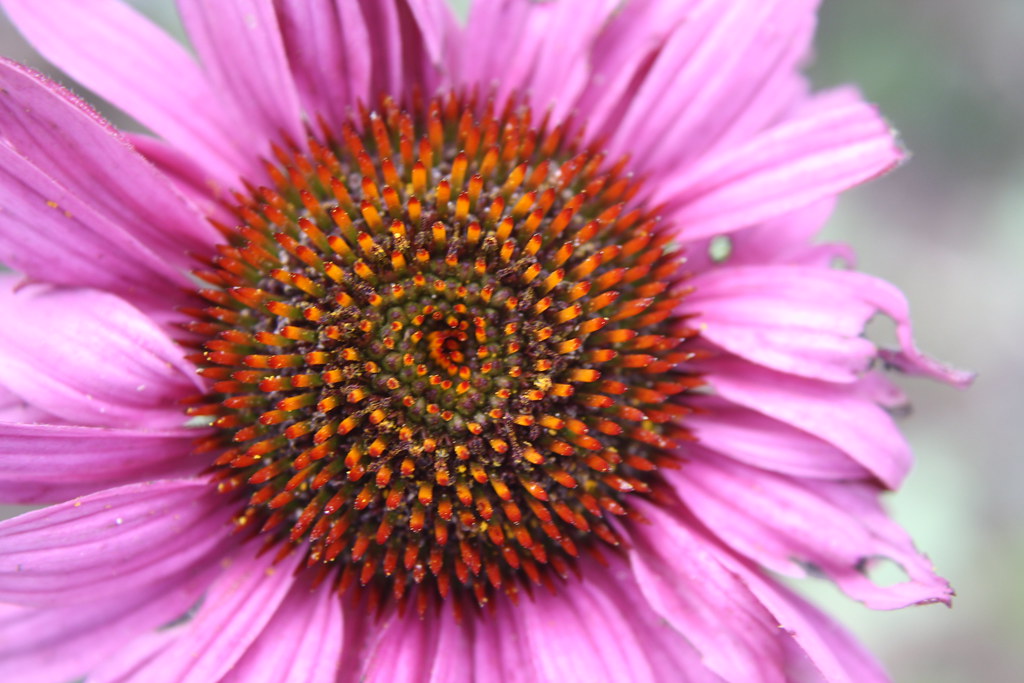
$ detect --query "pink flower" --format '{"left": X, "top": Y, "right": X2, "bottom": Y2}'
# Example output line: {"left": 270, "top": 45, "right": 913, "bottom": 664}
{"left": 0, "top": 1, "right": 971, "bottom": 681}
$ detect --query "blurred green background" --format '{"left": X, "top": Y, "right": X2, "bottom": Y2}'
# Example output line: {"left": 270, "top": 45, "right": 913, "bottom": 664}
{"left": 1, "top": 1, "right": 1020, "bottom": 681}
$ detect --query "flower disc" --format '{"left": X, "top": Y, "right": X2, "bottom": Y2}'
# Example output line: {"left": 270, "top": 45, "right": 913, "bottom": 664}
{"left": 186, "top": 93, "right": 701, "bottom": 613}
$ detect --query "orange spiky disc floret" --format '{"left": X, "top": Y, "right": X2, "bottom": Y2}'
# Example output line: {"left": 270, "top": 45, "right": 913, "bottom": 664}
{"left": 184, "top": 92, "right": 703, "bottom": 616}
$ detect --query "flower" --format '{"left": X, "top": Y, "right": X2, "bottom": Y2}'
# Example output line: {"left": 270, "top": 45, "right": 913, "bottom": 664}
{"left": 0, "top": 0, "right": 971, "bottom": 681}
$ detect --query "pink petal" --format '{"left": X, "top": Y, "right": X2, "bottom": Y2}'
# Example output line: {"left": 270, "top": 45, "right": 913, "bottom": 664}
{"left": 0, "top": 283, "right": 201, "bottom": 429}
{"left": 429, "top": 609, "right": 516, "bottom": 683}
{"left": 667, "top": 446, "right": 952, "bottom": 608}
{"left": 628, "top": 502, "right": 890, "bottom": 682}
{"left": 0, "top": 422, "right": 205, "bottom": 504}
{"left": 687, "top": 265, "right": 972, "bottom": 385}
{"left": 0, "top": 58, "right": 218, "bottom": 262}
{"left": 580, "top": 561, "right": 726, "bottom": 683}
{"left": 723, "top": 558, "right": 890, "bottom": 683}
{"left": 656, "top": 88, "right": 902, "bottom": 242}
{"left": 0, "top": 555, "right": 219, "bottom": 683}
{"left": 464, "top": 597, "right": 539, "bottom": 683}
{"left": 570, "top": 0, "right": 707, "bottom": 144}
{"left": 223, "top": 573, "right": 343, "bottom": 683}
{"left": 456, "top": 0, "right": 620, "bottom": 120}
{"left": 600, "top": 0, "right": 817, "bottom": 176}
{"left": 177, "top": 0, "right": 303, "bottom": 150}
{"left": 685, "top": 265, "right": 882, "bottom": 382}
{"left": 626, "top": 501, "right": 789, "bottom": 683}
{"left": 723, "top": 198, "right": 846, "bottom": 267}
{"left": 350, "top": 0, "right": 453, "bottom": 100}
{"left": 703, "top": 356, "right": 913, "bottom": 488}
{"left": 0, "top": 383, "right": 54, "bottom": 423}
{"left": 0, "top": 0, "right": 251, "bottom": 186}
{"left": 275, "top": 0, "right": 455, "bottom": 133}
{"left": 0, "top": 479, "right": 231, "bottom": 607}
{"left": 111, "top": 548, "right": 303, "bottom": 683}
{"left": 0, "top": 148, "right": 189, "bottom": 305}
{"left": 506, "top": 564, "right": 717, "bottom": 683}
{"left": 687, "top": 396, "right": 869, "bottom": 479}
{"left": 356, "top": 609, "right": 443, "bottom": 683}
{"left": 274, "top": 0, "right": 367, "bottom": 130}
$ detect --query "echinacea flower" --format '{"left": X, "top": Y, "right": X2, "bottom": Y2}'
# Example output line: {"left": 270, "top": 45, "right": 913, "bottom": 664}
{"left": 0, "top": 0, "right": 972, "bottom": 681}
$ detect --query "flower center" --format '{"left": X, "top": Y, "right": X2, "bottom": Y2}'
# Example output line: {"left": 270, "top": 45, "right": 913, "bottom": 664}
{"left": 185, "top": 93, "right": 701, "bottom": 615}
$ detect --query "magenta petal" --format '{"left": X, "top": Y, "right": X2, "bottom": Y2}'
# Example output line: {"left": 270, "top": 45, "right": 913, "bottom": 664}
{"left": 177, "top": 0, "right": 303, "bottom": 150}
{"left": 627, "top": 501, "right": 789, "bottom": 683}
{"left": 572, "top": 0, "right": 709, "bottom": 148}
{"left": 350, "top": 0, "right": 452, "bottom": 100}
{"left": 275, "top": 0, "right": 454, "bottom": 133}
{"left": 224, "top": 573, "right": 343, "bottom": 683}
{"left": 457, "top": 0, "right": 620, "bottom": 121}
{"left": 704, "top": 356, "right": 912, "bottom": 488}
{"left": 468, "top": 599, "right": 538, "bottom": 683}
{"left": 725, "top": 560, "right": 889, "bottom": 683}
{"left": 685, "top": 265, "right": 881, "bottom": 382}
{"left": 600, "top": 0, "right": 816, "bottom": 175}
{"left": 0, "top": 0, "right": 250, "bottom": 185}
{"left": 0, "top": 556, "right": 218, "bottom": 683}
{"left": 356, "top": 610, "right": 443, "bottom": 683}
{"left": 125, "top": 133, "right": 241, "bottom": 225}
{"left": 629, "top": 502, "right": 891, "bottom": 681}
{"left": 658, "top": 88, "right": 902, "bottom": 241}
{"left": 506, "top": 574, "right": 668, "bottom": 682}
{"left": 687, "top": 265, "right": 972, "bottom": 386}
{"left": 0, "top": 283, "right": 201, "bottom": 429}
{"left": 0, "top": 58, "right": 218, "bottom": 262}
{"left": 687, "top": 396, "right": 869, "bottom": 479}
{"left": 580, "top": 560, "right": 727, "bottom": 683}
{"left": 0, "top": 479, "right": 231, "bottom": 607}
{"left": 723, "top": 198, "right": 845, "bottom": 268}
{"left": 667, "top": 446, "right": 952, "bottom": 608}
{"left": 116, "top": 548, "right": 303, "bottom": 683}
{"left": 274, "top": 0, "right": 366, "bottom": 130}
{"left": 0, "top": 383, "right": 55, "bottom": 424}
{"left": 0, "top": 149, "right": 188, "bottom": 304}
{"left": 0, "top": 422, "right": 205, "bottom": 504}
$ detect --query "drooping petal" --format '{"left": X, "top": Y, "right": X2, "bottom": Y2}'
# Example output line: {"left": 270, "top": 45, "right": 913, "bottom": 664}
{"left": 687, "top": 264, "right": 972, "bottom": 386}
{"left": 667, "top": 446, "right": 952, "bottom": 608}
{"left": 0, "top": 283, "right": 201, "bottom": 429}
{"left": 176, "top": 0, "right": 304, "bottom": 150}
{"left": 626, "top": 502, "right": 790, "bottom": 683}
{"left": 0, "top": 58, "right": 219, "bottom": 261}
{"left": 685, "top": 265, "right": 881, "bottom": 382}
{"left": 686, "top": 396, "right": 870, "bottom": 480}
{"left": 580, "top": 561, "right": 727, "bottom": 683}
{"left": 0, "top": 0, "right": 252, "bottom": 186}
{"left": 724, "top": 556, "right": 890, "bottom": 683}
{"left": 656, "top": 88, "right": 902, "bottom": 241}
{"left": 719, "top": 199, "right": 842, "bottom": 268}
{"left": 704, "top": 357, "right": 914, "bottom": 488}
{"left": 223, "top": 573, "right": 343, "bottom": 683}
{"left": 628, "top": 501, "right": 890, "bottom": 682}
{"left": 0, "top": 480, "right": 231, "bottom": 607}
{"left": 0, "top": 422, "right": 205, "bottom": 504}
{"left": 103, "top": 548, "right": 303, "bottom": 683}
